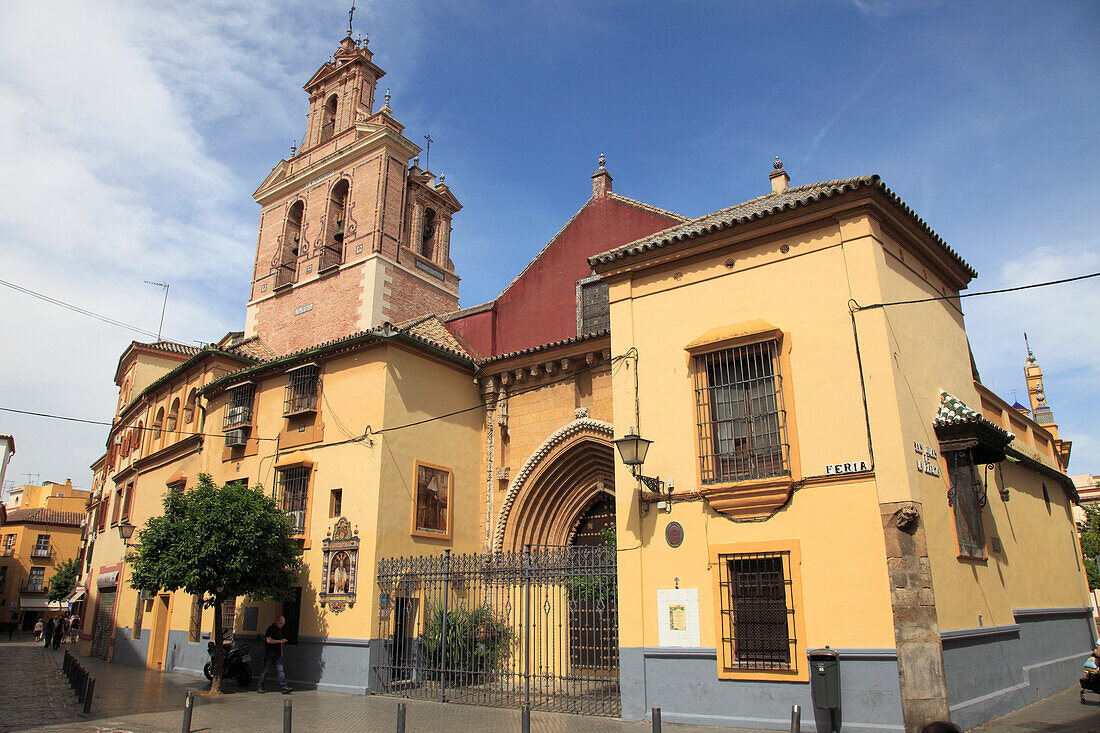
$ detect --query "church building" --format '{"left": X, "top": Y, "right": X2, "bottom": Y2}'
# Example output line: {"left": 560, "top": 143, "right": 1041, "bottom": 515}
{"left": 74, "top": 27, "right": 1090, "bottom": 733}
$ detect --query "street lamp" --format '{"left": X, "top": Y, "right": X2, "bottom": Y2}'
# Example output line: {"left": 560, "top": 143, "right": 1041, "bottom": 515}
{"left": 118, "top": 521, "right": 136, "bottom": 545}
{"left": 613, "top": 428, "right": 672, "bottom": 515}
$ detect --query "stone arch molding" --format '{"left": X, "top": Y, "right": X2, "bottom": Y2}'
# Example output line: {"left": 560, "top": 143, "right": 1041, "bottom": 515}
{"left": 492, "top": 418, "right": 615, "bottom": 553}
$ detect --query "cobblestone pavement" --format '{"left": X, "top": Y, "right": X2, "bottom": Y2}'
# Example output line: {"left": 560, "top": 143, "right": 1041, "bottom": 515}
{"left": 3, "top": 633, "right": 1098, "bottom": 732}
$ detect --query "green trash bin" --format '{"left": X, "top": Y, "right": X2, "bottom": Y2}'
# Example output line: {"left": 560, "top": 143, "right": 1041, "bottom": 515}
{"left": 808, "top": 647, "right": 840, "bottom": 710}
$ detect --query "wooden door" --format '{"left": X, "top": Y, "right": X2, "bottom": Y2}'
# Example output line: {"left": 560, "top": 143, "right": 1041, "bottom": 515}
{"left": 148, "top": 595, "right": 171, "bottom": 669}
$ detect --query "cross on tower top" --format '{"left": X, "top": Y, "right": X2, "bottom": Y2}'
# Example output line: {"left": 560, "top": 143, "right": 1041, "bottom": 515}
{"left": 347, "top": 1, "right": 356, "bottom": 38}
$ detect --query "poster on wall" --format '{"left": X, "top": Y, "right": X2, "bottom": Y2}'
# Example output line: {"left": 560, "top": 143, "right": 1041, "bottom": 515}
{"left": 656, "top": 588, "right": 701, "bottom": 647}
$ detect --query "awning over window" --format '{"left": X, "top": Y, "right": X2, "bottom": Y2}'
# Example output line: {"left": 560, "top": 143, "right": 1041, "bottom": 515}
{"left": 933, "top": 391, "right": 1012, "bottom": 464}
{"left": 274, "top": 451, "right": 315, "bottom": 469}
{"left": 97, "top": 571, "right": 119, "bottom": 589}
{"left": 64, "top": 588, "right": 86, "bottom": 604}
{"left": 19, "top": 596, "right": 65, "bottom": 610}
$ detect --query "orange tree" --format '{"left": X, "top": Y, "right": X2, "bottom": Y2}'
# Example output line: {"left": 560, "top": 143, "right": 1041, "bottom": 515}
{"left": 127, "top": 474, "right": 302, "bottom": 693}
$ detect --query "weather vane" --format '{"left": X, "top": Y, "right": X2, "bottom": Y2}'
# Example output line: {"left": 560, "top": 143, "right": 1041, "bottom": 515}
{"left": 347, "top": 1, "right": 356, "bottom": 39}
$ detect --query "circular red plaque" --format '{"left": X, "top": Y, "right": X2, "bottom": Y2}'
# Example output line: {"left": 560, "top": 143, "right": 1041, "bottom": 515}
{"left": 665, "top": 521, "right": 684, "bottom": 548}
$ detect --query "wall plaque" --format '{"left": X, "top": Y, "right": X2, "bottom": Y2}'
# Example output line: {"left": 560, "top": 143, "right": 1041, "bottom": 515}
{"left": 665, "top": 521, "right": 684, "bottom": 548}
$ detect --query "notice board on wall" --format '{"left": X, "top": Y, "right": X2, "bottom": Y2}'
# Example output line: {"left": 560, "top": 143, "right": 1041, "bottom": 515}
{"left": 656, "top": 588, "right": 700, "bottom": 647}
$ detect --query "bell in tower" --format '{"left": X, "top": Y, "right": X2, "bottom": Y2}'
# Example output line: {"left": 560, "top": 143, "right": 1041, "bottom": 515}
{"left": 243, "top": 30, "right": 462, "bottom": 356}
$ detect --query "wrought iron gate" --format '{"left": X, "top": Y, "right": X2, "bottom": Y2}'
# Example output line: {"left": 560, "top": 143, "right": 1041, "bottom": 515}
{"left": 374, "top": 545, "right": 619, "bottom": 717}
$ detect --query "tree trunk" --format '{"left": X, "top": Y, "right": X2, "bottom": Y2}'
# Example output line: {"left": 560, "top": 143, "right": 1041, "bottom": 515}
{"left": 210, "top": 593, "right": 223, "bottom": 694}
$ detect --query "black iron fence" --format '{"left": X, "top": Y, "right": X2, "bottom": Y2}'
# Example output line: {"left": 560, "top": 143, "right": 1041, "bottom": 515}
{"left": 373, "top": 545, "right": 620, "bottom": 717}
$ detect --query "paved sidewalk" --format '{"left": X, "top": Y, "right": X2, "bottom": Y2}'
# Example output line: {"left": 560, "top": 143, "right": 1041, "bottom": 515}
{"left": 4, "top": 634, "right": 1099, "bottom": 732}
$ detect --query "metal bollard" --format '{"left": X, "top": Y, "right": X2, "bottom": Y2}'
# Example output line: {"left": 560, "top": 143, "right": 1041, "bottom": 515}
{"left": 76, "top": 670, "right": 86, "bottom": 703}
{"left": 181, "top": 690, "right": 195, "bottom": 733}
{"left": 651, "top": 707, "right": 662, "bottom": 733}
{"left": 283, "top": 699, "right": 292, "bottom": 733}
{"left": 521, "top": 703, "right": 531, "bottom": 733}
{"left": 790, "top": 704, "right": 801, "bottom": 733}
{"left": 63, "top": 651, "right": 71, "bottom": 673}
{"left": 83, "top": 678, "right": 95, "bottom": 714}
{"left": 396, "top": 702, "right": 406, "bottom": 733}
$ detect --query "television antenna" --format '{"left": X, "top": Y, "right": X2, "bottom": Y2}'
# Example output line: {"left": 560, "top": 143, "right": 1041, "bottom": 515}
{"left": 145, "top": 281, "right": 170, "bottom": 342}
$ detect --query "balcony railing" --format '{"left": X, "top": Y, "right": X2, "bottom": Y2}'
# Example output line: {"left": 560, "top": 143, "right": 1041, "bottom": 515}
{"left": 21, "top": 582, "right": 48, "bottom": 594}
{"left": 286, "top": 510, "right": 306, "bottom": 534}
{"left": 1, "top": 548, "right": 14, "bottom": 557}
{"left": 284, "top": 368, "right": 320, "bottom": 416}
{"left": 31, "top": 547, "right": 51, "bottom": 559}
{"left": 223, "top": 402, "right": 254, "bottom": 431}
{"left": 274, "top": 262, "right": 296, "bottom": 289}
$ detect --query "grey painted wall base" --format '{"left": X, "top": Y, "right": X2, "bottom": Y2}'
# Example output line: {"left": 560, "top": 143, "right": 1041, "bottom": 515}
{"left": 112, "top": 627, "right": 151, "bottom": 668}
{"left": 942, "top": 607, "right": 1094, "bottom": 731}
{"left": 620, "top": 646, "right": 905, "bottom": 733}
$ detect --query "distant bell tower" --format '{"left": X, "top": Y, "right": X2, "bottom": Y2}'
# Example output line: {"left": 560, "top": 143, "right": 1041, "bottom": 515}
{"left": 244, "top": 31, "right": 462, "bottom": 355}
{"left": 1023, "top": 334, "right": 1072, "bottom": 468}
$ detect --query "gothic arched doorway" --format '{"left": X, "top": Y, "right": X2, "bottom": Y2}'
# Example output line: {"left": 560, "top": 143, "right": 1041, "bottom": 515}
{"left": 494, "top": 419, "right": 616, "bottom": 552}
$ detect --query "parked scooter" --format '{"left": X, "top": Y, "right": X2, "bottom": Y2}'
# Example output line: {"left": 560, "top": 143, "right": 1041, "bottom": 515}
{"left": 204, "top": 641, "right": 253, "bottom": 687}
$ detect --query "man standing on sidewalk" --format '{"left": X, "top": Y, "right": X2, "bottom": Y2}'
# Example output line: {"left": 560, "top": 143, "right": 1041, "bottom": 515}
{"left": 257, "top": 616, "right": 291, "bottom": 694}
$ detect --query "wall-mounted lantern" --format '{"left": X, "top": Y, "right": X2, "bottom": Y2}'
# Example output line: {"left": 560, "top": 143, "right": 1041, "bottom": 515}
{"left": 613, "top": 428, "right": 673, "bottom": 515}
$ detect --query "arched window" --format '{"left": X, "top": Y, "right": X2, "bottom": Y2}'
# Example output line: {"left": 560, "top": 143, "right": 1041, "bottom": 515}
{"left": 321, "top": 180, "right": 349, "bottom": 271}
{"left": 320, "top": 94, "right": 338, "bottom": 143}
{"left": 421, "top": 208, "right": 436, "bottom": 260}
{"left": 184, "top": 389, "right": 198, "bottom": 426}
{"left": 276, "top": 201, "right": 304, "bottom": 288}
{"left": 167, "top": 397, "right": 180, "bottom": 434}
{"left": 152, "top": 408, "right": 164, "bottom": 442}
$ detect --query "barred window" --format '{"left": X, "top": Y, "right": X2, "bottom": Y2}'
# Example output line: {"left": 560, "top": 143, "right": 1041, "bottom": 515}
{"left": 284, "top": 364, "right": 320, "bottom": 415}
{"left": 189, "top": 593, "right": 203, "bottom": 642}
{"left": 223, "top": 383, "right": 255, "bottom": 430}
{"left": 278, "top": 466, "right": 311, "bottom": 534}
{"left": 718, "top": 551, "right": 796, "bottom": 671}
{"left": 577, "top": 278, "right": 609, "bottom": 335}
{"left": 32, "top": 534, "right": 50, "bottom": 558}
{"left": 221, "top": 597, "right": 237, "bottom": 641}
{"left": 693, "top": 340, "right": 788, "bottom": 483}
{"left": 27, "top": 567, "right": 45, "bottom": 592}
{"left": 948, "top": 451, "right": 985, "bottom": 558}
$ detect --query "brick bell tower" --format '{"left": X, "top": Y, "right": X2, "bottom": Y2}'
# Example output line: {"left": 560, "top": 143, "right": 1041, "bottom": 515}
{"left": 245, "top": 32, "right": 462, "bottom": 355}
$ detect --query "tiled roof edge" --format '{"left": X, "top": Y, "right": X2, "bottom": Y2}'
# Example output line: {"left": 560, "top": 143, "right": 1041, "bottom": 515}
{"left": 479, "top": 330, "right": 610, "bottom": 367}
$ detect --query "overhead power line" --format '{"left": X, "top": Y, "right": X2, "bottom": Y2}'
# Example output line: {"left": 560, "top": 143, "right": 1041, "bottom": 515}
{"left": 852, "top": 271, "right": 1100, "bottom": 312}
{"left": 0, "top": 277, "right": 191, "bottom": 343}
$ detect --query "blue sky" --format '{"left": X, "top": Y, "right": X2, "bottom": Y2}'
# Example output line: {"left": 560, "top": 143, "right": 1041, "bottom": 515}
{"left": 1, "top": 0, "right": 1098, "bottom": 489}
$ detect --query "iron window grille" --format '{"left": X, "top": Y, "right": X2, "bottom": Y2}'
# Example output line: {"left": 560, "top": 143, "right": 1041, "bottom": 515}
{"left": 947, "top": 450, "right": 986, "bottom": 558}
{"left": 32, "top": 534, "right": 51, "bottom": 558}
{"left": 223, "top": 383, "right": 255, "bottom": 430}
{"left": 718, "top": 551, "right": 796, "bottom": 671}
{"left": 26, "top": 568, "right": 46, "bottom": 593}
{"left": 278, "top": 466, "right": 310, "bottom": 534}
{"left": 189, "top": 594, "right": 203, "bottom": 642}
{"left": 693, "top": 340, "right": 789, "bottom": 483}
{"left": 284, "top": 365, "right": 320, "bottom": 415}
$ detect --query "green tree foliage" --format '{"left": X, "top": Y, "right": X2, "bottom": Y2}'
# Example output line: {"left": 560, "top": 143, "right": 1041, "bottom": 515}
{"left": 47, "top": 558, "right": 79, "bottom": 603}
{"left": 1079, "top": 505, "right": 1100, "bottom": 590}
{"left": 420, "top": 605, "right": 515, "bottom": 681}
{"left": 127, "top": 474, "right": 302, "bottom": 692}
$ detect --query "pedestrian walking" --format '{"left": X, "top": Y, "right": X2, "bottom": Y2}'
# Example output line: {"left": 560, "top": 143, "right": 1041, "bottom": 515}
{"left": 51, "top": 616, "right": 64, "bottom": 650}
{"left": 256, "top": 615, "right": 292, "bottom": 694}
{"left": 68, "top": 614, "right": 80, "bottom": 643}
{"left": 33, "top": 619, "right": 44, "bottom": 642}
{"left": 42, "top": 617, "right": 54, "bottom": 648}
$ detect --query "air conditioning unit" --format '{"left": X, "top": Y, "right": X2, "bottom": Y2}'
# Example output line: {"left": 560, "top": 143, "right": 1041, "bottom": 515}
{"left": 286, "top": 510, "right": 306, "bottom": 533}
{"left": 225, "top": 429, "right": 248, "bottom": 448}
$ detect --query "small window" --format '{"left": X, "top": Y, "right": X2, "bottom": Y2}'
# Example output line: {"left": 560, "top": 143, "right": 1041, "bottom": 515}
{"left": 32, "top": 534, "right": 51, "bottom": 558}
{"left": 412, "top": 462, "right": 451, "bottom": 537}
{"left": 693, "top": 340, "right": 789, "bottom": 483}
{"left": 330, "top": 489, "right": 343, "bottom": 518}
{"left": 189, "top": 593, "right": 203, "bottom": 642}
{"left": 1043, "top": 483, "right": 1051, "bottom": 513}
{"left": 121, "top": 483, "right": 134, "bottom": 521}
{"left": 221, "top": 597, "right": 237, "bottom": 642}
{"left": 577, "top": 278, "right": 609, "bottom": 335}
{"left": 278, "top": 466, "right": 311, "bottom": 534}
{"left": 223, "top": 383, "right": 255, "bottom": 430}
{"left": 152, "top": 407, "right": 165, "bottom": 441}
{"left": 948, "top": 451, "right": 986, "bottom": 558}
{"left": 284, "top": 365, "right": 320, "bottom": 415}
{"left": 111, "top": 487, "right": 124, "bottom": 526}
{"left": 0, "top": 566, "right": 6, "bottom": 592}
{"left": 184, "top": 389, "right": 198, "bottom": 425}
{"left": 717, "top": 550, "right": 796, "bottom": 671}
{"left": 167, "top": 397, "right": 180, "bottom": 433}
{"left": 27, "top": 567, "right": 45, "bottom": 592}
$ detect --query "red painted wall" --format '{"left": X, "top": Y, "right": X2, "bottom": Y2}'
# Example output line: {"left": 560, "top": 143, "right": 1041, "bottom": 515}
{"left": 446, "top": 195, "right": 681, "bottom": 358}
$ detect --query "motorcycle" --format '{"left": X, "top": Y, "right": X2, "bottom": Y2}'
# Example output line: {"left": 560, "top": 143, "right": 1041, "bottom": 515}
{"left": 204, "top": 641, "right": 253, "bottom": 687}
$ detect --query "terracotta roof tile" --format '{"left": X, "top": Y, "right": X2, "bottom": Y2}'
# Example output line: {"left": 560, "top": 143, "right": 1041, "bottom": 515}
{"left": 478, "top": 330, "right": 609, "bottom": 366}
{"left": 226, "top": 336, "right": 277, "bottom": 361}
{"left": 590, "top": 175, "right": 977, "bottom": 280}
{"left": 3, "top": 507, "right": 83, "bottom": 527}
